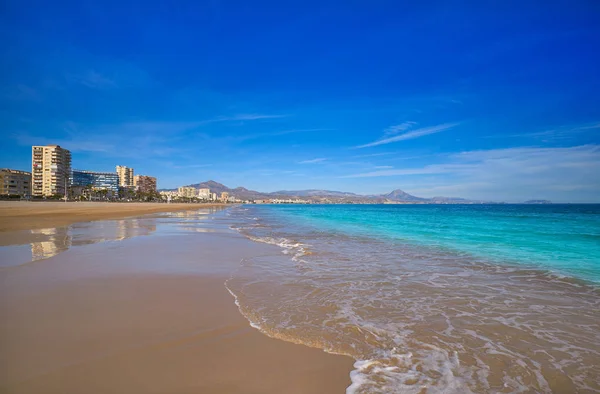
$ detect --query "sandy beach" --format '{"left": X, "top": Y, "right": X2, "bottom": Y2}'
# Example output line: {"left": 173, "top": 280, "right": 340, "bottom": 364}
{"left": 0, "top": 205, "right": 353, "bottom": 393}
{"left": 0, "top": 201, "right": 228, "bottom": 233}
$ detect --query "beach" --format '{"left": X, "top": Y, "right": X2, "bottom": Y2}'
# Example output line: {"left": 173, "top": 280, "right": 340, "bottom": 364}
{"left": 0, "top": 202, "right": 354, "bottom": 393}
{"left": 0, "top": 201, "right": 228, "bottom": 232}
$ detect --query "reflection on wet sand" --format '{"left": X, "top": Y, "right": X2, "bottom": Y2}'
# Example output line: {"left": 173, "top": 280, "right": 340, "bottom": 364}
{"left": 25, "top": 218, "right": 158, "bottom": 263}
{"left": 1, "top": 207, "right": 226, "bottom": 268}
{"left": 115, "top": 219, "right": 157, "bottom": 241}
{"left": 30, "top": 227, "right": 72, "bottom": 261}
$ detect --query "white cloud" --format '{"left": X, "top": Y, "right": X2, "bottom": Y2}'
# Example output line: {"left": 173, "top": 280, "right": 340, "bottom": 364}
{"left": 356, "top": 123, "right": 459, "bottom": 148}
{"left": 383, "top": 121, "right": 418, "bottom": 137}
{"left": 299, "top": 158, "right": 327, "bottom": 164}
{"left": 343, "top": 145, "right": 600, "bottom": 202}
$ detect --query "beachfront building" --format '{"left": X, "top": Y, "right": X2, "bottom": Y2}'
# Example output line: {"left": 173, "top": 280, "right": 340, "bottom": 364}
{"left": 0, "top": 168, "right": 32, "bottom": 197}
{"left": 31, "top": 145, "right": 72, "bottom": 197}
{"left": 220, "top": 192, "right": 229, "bottom": 202}
{"left": 116, "top": 165, "right": 134, "bottom": 188}
{"left": 198, "top": 188, "right": 211, "bottom": 200}
{"left": 71, "top": 170, "right": 120, "bottom": 194}
{"left": 159, "top": 191, "right": 178, "bottom": 200}
{"left": 134, "top": 175, "right": 157, "bottom": 194}
{"left": 178, "top": 186, "right": 197, "bottom": 198}
{"left": 210, "top": 192, "right": 218, "bottom": 201}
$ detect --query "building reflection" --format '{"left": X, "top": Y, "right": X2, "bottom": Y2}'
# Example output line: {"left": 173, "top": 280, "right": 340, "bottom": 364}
{"left": 115, "top": 219, "right": 157, "bottom": 240}
{"left": 29, "top": 218, "right": 157, "bottom": 261}
{"left": 30, "top": 227, "right": 72, "bottom": 261}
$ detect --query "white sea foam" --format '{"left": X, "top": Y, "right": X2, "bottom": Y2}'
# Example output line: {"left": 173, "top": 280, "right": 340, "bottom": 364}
{"left": 223, "top": 205, "right": 600, "bottom": 393}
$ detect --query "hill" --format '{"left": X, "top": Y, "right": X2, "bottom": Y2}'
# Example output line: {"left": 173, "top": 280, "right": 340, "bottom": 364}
{"left": 160, "top": 181, "right": 490, "bottom": 203}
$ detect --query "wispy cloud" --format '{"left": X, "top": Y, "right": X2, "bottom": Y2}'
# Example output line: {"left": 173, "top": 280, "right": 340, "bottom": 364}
{"left": 484, "top": 122, "right": 600, "bottom": 140}
{"left": 215, "top": 113, "right": 288, "bottom": 121}
{"left": 299, "top": 158, "right": 327, "bottom": 164}
{"left": 67, "top": 70, "right": 118, "bottom": 89}
{"left": 355, "top": 122, "right": 459, "bottom": 148}
{"left": 5, "top": 84, "right": 42, "bottom": 101}
{"left": 383, "top": 121, "right": 418, "bottom": 137}
{"left": 342, "top": 145, "right": 600, "bottom": 202}
{"left": 352, "top": 152, "right": 396, "bottom": 158}
{"left": 374, "top": 165, "right": 393, "bottom": 169}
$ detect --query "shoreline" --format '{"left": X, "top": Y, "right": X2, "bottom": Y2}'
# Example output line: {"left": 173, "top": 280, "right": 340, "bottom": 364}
{"left": 0, "top": 206, "right": 354, "bottom": 393}
{"left": 0, "top": 201, "right": 228, "bottom": 232}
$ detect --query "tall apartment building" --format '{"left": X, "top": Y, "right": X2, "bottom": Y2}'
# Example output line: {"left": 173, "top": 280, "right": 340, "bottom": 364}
{"left": 134, "top": 175, "right": 157, "bottom": 194}
{"left": 178, "top": 186, "right": 197, "bottom": 198}
{"left": 0, "top": 168, "right": 32, "bottom": 196}
{"left": 31, "top": 145, "right": 71, "bottom": 197}
{"left": 116, "top": 165, "right": 134, "bottom": 187}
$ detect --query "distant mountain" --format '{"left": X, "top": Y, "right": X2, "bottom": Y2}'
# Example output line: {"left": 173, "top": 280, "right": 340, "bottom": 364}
{"left": 159, "top": 180, "right": 499, "bottom": 204}
{"left": 274, "top": 189, "right": 360, "bottom": 197}
{"left": 524, "top": 199, "right": 552, "bottom": 204}
{"left": 383, "top": 189, "right": 427, "bottom": 202}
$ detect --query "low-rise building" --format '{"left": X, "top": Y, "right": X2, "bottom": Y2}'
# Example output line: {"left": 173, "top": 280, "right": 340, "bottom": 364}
{"left": 178, "top": 186, "right": 197, "bottom": 198}
{"left": 134, "top": 175, "right": 157, "bottom": 194}
{"left": 198, "top": 188, "right": 211, "bottom": 200}
{"left": 71, "top": 170, "right": 120, "bottom": 194}
{"left": 220, "top": 192, "right": 229, "bottom": 202}
{"left": 0, "top": 168, "right": 32, "bottom": 197}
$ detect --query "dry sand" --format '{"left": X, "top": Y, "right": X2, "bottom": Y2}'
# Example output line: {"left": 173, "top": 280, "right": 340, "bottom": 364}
{"left": 0, "top": 206, "right": 354, "bottom": 393}
{"left": 0, "top": 201, "right": 226, "bottom": 232}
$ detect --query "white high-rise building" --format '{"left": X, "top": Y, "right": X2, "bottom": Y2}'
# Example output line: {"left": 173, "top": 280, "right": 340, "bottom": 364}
{"left": 116, "top": 165, "right": 134, "bottom": 187}
{"left": 31, "top": 145, "right": 71, "bottom": 197}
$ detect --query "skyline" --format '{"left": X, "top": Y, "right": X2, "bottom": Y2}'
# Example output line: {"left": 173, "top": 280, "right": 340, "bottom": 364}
{"left": 2, "top": 1, "right": 600, "bottom": 202}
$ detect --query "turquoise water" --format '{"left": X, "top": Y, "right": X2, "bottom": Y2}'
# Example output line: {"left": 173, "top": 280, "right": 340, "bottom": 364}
{"left": 228, "top": 203, "right": 600, "bottom": 392}
{"left": 254, "top": 204, "right": 600, "bottom": 283}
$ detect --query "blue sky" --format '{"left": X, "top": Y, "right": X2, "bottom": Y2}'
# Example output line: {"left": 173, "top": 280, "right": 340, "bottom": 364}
{"left": 2, "top": 0, "right": 599, "bottom": 202}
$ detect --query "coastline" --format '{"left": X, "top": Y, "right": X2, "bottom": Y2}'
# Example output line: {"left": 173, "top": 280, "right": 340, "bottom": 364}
{"left": 0, "top": 206, "right": 354, "bottom": 393}
{"left": 0, "top": 201, "right": 228, "bottom": 232}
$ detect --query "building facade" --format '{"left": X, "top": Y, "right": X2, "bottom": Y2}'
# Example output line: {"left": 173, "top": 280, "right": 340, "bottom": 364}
{"left": 71, "top": 170, "right": 119, "bottom": 193}
{"left": 0, "top": 169, "right": 32, "bottom": 196}
{"left": 31, "top": 145, "right": 72, "bottom": 197}
{"left": 116, "top": 165, "right": 134, "bottom": 187}
{"left": 178, "top": 186, "right": 197, "bottom": 198}
{"left": 220, "top": 191, "right": 230, "bottom": 202}
{"left": 198, "top": 188, "right": 211, "bottom": 200}
{"left": 134, "top": 175, "right": 157, "bottom": 194}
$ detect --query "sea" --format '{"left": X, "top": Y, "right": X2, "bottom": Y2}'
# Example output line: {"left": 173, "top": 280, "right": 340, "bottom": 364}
{"left": 225, "top": 204, "right": 600, "bottom": 393}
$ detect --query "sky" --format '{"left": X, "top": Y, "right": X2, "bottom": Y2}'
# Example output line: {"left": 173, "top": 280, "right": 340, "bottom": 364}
{"left": 1, "top": 0, "right": 599, "bottom": 202}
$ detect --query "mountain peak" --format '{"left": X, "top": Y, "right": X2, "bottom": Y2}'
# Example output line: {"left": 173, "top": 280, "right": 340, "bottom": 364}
{"left": 384, "top": 189, "right": 426, "bottom": 201}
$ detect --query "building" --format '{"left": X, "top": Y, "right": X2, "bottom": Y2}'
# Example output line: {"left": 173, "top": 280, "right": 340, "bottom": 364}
{"left": 116, "top": 165, "right": 134, "bottom": 188}
{"left": 220, "top": 192, "right": 229, "bottom": 202}
{"left": 32, "top": 145, "right": 72, "bottom": 197}
{"left": 198, "top": 188, "right": 211, "bottom": 200}
{"left": 71, "top": 170, "right": 119, "bottom": 193}
{"left": 0, "top": 168, "right": 32, "bottom": 197}
{"left": 134, "top": 175, "right": 157, "bottom": 194}
{"left": 178, "top": 186, "right": 197, "bottom": 198}
{"left": 210, "top": 192, "right": 218, "bottom": 201}
{"left": 159, "top": 191, "right": 178, "bottom": 200}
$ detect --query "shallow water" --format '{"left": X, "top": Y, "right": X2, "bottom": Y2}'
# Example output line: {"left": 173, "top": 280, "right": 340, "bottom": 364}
{"left": 226, "top": 204, "right": 600, "bottom": 393}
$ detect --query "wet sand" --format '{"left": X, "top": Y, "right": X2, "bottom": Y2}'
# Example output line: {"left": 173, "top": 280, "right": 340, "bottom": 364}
{"left": 0, "top": 209, "right": 353, "bottom": 393}
{"left": 0, "top": 201, "right": 226, "bottom": 232}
